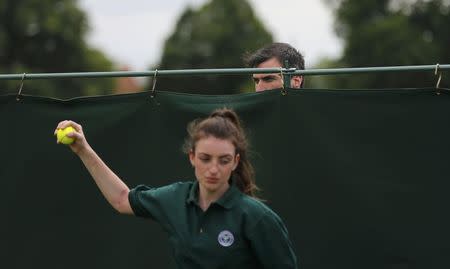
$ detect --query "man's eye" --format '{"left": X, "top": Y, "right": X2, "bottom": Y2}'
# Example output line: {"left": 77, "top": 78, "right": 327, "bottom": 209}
{"left": 263, "top": 77, "right": 276, "bottom": 82}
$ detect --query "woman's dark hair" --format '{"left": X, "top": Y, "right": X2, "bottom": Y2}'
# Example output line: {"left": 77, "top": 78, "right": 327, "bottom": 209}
{"left": 183, "top": 108, "right": 259, "bottom": 197}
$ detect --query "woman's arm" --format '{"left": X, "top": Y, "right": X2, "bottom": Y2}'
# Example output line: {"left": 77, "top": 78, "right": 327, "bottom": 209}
{"left": 54, "top": 120, "right": 133, "bottom": 215}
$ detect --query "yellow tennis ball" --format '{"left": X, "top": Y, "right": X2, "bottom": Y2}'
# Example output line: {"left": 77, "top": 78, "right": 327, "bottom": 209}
{"left": 56, "top": 126, "right": 76, "bottom": 145}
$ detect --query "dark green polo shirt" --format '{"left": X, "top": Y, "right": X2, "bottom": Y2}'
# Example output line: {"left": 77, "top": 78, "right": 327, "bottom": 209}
{"left": 129, "top": 181, "right": 298, "bottom": 269}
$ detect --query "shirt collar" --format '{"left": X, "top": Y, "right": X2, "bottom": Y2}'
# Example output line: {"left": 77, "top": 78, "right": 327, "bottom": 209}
{"left": 186, "top": 180, "right": 241, "bottom": 210}
{"left": 186, "top": 181, "right": 199, "bottom": 206}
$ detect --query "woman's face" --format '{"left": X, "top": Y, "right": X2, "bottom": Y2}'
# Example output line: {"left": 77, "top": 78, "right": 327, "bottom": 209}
{"left": 190, "top": 136, "right": 240, "bottom": 195}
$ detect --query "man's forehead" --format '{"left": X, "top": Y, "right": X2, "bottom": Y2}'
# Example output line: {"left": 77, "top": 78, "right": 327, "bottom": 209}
{"left": 253, "top": 73, "right": 282, "bottom": 78}
{"left": 256, "top": 57, "right": 283, "bottom": 68}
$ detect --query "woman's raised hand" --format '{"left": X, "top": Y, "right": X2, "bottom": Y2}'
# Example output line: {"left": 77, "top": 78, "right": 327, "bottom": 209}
{"left": 54, "top": 120, "right": 90, "bottom": 154}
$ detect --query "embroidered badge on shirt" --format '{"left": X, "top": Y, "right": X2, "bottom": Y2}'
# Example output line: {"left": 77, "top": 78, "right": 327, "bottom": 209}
{"left": 218, "top": 230, "right": 234, "bottom": 247}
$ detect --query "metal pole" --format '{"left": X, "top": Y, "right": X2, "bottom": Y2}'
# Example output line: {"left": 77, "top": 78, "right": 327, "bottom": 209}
{"left": 291, "top": 64, "right": 450, "bottom": 76}
{"left": 0, "top": 65, "right": 448, "bottom": 81}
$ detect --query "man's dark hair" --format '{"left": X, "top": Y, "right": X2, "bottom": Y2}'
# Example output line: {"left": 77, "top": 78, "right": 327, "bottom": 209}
{"left": 244, "top": 42, "right": 305, "bottom": 88}
{"left": 244, "top": 42, "right": 305, "bottom": 70}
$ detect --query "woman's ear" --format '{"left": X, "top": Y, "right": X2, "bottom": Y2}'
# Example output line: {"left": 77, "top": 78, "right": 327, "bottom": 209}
{"left": 189, "top": 150, "right": 195, "bottom": 167}
{"left": 233, "top": 154, "right": 240, "bottom": 170}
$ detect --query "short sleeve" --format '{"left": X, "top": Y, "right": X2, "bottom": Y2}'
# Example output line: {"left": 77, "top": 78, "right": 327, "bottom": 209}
{"left": 128, "top": 182, "right": 192, "bottom": 225}
{"left": 128, "top": 183, "right": 180, "bottom": 223}
{"left": 247, "top": 212, "right": 299, "bottom": 269}
{"left": 128, "top": 185, "right": 155, "bottom": 218}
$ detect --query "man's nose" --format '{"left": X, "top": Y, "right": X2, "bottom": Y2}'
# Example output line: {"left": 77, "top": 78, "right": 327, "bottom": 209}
{"left": 255, "top": 82, "right": 265, "bottom": 92}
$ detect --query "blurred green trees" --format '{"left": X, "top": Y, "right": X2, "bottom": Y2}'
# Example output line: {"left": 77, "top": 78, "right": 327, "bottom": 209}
{"left": 153, "top": 0, "right": 273, "bottom": 94}
{"left": 319, "top": 0, "right": 449, "bottom": 89}
{"left": 0, "top": 0, "right": 114, "bottom": 99}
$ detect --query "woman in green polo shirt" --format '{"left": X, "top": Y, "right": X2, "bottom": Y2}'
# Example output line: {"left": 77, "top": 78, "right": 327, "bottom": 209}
{"left": 54, "top": 108, "right": 298, "bottom": 269}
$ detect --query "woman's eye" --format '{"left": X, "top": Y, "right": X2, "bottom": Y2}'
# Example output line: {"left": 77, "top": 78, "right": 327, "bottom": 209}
{"left": 220, "top": 159, "right": 231, "bottom": 165}
{"left": 200, "top": 157, "right": 210, "bottom": 163}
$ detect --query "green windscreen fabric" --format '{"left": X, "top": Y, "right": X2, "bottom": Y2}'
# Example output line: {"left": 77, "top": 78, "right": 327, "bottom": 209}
{"left": 1, "top": 88, "right": 449, "bottom": 268}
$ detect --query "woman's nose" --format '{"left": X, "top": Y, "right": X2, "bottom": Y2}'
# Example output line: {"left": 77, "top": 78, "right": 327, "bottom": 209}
{"left": 209, "top": 163, "right": 219, "bottom": 174}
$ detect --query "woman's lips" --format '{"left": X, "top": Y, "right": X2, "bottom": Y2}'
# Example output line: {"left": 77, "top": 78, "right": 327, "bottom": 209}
{"left": 206, "top": 177, "right": 219, "bottom": 183}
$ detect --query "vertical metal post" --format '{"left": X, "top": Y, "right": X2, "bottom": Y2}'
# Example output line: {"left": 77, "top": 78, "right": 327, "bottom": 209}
{"left": 283, "top": 60, "right": 292, "bottom": 88}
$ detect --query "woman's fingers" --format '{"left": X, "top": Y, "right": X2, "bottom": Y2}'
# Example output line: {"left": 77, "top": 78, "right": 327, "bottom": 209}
{"left": 65, "top": 130, "right": 83, "bottom": 140}
{"left": 54, "top": 120, "right": 83, "bottom": 134}
{"left": 67, "top": 121, "right": 83, "bottom": 133}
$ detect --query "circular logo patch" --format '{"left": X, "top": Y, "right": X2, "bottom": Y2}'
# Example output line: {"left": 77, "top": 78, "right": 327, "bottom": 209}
{"left": 217, "top": 230, "right": 234, "bottom": 247}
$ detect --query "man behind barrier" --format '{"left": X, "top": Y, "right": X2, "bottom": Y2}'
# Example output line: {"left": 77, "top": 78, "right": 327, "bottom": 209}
{"left": 244, "top": 42, "right": 305, "bottom": 92}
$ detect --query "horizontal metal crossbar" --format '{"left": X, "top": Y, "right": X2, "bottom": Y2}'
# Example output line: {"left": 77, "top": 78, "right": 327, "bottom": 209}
{"left": 0, "top": 64, "right": 449, "bottom": 80}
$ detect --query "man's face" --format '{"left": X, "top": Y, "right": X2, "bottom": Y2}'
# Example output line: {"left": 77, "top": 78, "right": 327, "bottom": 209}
{"left": 252, "top": 57, "right": 303, "bottom": 92}
{"left": 253, "top": 57, "right": 284, "bottom": 92}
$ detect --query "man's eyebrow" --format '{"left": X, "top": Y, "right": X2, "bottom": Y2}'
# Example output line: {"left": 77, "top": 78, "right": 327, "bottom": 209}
{"left": 262, "top": 75, "right": 279, "bottom": 79}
